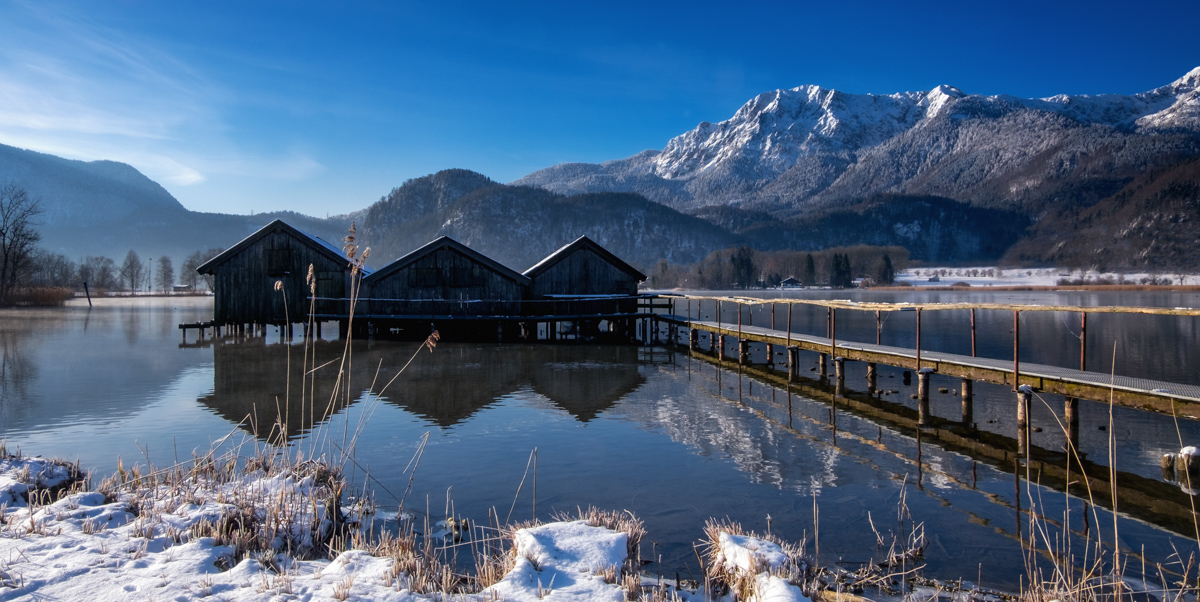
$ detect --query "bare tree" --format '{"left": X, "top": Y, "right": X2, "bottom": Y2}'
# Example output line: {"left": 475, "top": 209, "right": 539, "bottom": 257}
{"left": 119, "top": 250, "right": 145, "bottom": 293}
{"left": 155, "top": 256, "right": 175, "bottom": 293}
{"left": 0, "top": 184, "right": 43, "bottom": 304}
{"left": 79, "top": 256, "right": 117, "bottom": 290}
{"left": 185, "top": 247, "right": 224, "bottom": 292}
{"left": 30, "top": 251, "right": 77, "bottom": 288}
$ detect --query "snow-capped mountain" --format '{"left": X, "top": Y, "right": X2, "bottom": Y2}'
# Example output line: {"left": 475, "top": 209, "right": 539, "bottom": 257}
{"left": 515, "top": 67, "right": 1200, "bottom": 217}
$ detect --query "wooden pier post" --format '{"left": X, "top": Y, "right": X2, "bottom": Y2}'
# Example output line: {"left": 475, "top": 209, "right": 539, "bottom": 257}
{"left": 830, "top": 308, "right": 837, "bottom": 363}
{"left": 915, "top": 307, "right": 923, "bottom": 370}
{"left": 1017, "top": 385, "right": 1033, "bottom": 457}
{"left": 875, "top": 310, "right": 881, "bottom": 345}
{"left": 918, "top": 367, "right": 933, "bottom": 426}
{"left": 866, "top": 362, "right": 877, "bottom": 393}
{"left": 739, "top": 339, "right": 750, "bottom": 365}
{"left": 834, "top": 357, "right": 845, "bottom": 392}
{"left": 786, "top": 303, "right": 792, "bottom": 348}
{"left": 718, "top": 335, "right": 728, "bottom": 362}
{"left": 788, "top": 346, "right": 799, "bottom": 381}
{"left": 1080, "top": 312, "right": 1088, "bottom": 371}
{"left": 970, "top": 308, "right": 977, "bottom": 357}
{"left": 818, "top": 353, "right": 828, "bottom": 378}
{"left": 961, "top": 378, "right": 974, "bottom": 424}
{"left": 1013, "top": 310, "right": 1021, "bottom": 389}
{"left": 689, "top": 328, "right": 699, "bottom": 351}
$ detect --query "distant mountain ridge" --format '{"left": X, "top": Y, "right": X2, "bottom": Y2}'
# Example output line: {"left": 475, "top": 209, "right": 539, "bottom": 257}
{"left": 515, "top": 68, "right": 1200, "bottom": 217}
{"left": 7, "top": 67, "right": 1200, "bottom": 275}
{"left": 0, "top": 142, "right": 351, "bottom": 265}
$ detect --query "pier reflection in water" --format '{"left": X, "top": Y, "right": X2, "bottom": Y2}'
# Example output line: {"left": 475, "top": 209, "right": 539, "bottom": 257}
{"left": 2, "top": 298, "right": 1199, "bottom": 590}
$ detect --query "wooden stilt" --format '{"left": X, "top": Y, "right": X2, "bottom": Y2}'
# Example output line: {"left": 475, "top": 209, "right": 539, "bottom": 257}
{"left": 962, "top": 379, "right": 974, "bottom": 424}
{"left": 917, "top": 368, "right": 934, "bottom": 426}
{"left": 1065, "top": 397, "right": 1080, "bottom": 451}
{"left": 834, "top": 357, "right": 845, "bottom": 393}
{"left": 1017, "top": 385, "right": 1032, "bottom": 457}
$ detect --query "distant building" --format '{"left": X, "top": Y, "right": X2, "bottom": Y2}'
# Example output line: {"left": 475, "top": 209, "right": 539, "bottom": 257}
{"left": 779, "top": 277, "right": 801, "bottom": 288}
{"left": 196, "top": 220, "right": 361, "bottom": 326}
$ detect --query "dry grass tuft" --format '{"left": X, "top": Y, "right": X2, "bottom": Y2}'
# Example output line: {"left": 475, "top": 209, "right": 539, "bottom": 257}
{"left": 4, "top": 287, "right": 75, "bottom": 307}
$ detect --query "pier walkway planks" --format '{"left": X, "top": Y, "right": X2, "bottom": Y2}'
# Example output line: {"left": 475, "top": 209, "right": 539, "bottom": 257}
{"left": 659, "top": 315, "right": 1200, "bottom": 417}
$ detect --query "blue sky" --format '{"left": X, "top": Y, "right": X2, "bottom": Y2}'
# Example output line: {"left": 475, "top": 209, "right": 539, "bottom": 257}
{"left": 1, "top": 0, "right": 1197, "bottom": 216}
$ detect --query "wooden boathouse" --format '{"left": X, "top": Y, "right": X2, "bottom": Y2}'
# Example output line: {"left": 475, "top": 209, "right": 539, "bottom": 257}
{"left": 192, "top": 220, "right": 649, "bottom": 341}
{"left": 524, "top": 235, "right": 645, "bottom": 298}
{"left": 196, "top": 220, "right": 363, "bottom": 332}
{"left": 360, "top": 236, "right": 531, "bottom": 339}
{"left": 522, "top": 235, "right": 647, "bottom": 341}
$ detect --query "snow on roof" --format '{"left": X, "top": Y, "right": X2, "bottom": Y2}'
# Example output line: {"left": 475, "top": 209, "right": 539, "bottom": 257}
{"left": 196, "top": 219, "right": 371, "bottom": 275}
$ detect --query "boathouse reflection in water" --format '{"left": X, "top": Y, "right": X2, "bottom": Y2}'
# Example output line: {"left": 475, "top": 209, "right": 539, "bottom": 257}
{"left": 198, "top": 340, "right": 646, "bottom": 438}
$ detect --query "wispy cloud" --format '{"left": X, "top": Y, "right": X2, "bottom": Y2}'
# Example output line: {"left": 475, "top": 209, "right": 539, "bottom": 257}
{"left": 0, "top": 1, "right": 321, "bottom": 192}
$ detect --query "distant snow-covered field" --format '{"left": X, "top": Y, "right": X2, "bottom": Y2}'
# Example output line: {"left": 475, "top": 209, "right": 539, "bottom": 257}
{"left": 894, "top": 267, "right": 1194, "bottom": 288}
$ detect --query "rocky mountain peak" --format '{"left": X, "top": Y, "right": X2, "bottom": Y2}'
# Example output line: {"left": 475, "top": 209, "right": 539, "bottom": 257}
{"left": 517, "top": 67, "right": 1200, "bottom": 216}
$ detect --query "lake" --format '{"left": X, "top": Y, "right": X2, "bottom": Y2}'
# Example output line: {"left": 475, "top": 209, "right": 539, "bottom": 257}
{"left": 2, "top": 292, "right": 1199, "bottom": 590}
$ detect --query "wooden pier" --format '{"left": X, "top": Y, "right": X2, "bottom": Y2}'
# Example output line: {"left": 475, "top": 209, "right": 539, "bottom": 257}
{"left": 654, "top": 296, "right": 1200, "bottom": 419}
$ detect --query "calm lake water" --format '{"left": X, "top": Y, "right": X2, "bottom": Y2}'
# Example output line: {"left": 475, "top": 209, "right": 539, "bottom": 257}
{"left": 2, "top": 293, "right": 1200, "bottom": 590}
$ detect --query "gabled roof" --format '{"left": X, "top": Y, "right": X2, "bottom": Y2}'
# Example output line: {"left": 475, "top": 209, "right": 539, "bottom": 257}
{"left": 196, "top": 219, "right": 367, "bottom": 275}
{"left": 363, "top": 236, "right": 530, "bottom": 285}
{"left": 523, "top": 235, "right": 646, "bottom": 281}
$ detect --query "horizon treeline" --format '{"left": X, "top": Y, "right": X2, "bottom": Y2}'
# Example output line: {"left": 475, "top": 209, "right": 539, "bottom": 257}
{"left": 645, "top": 245, "right": 910, "bottom": 289}
{"left": 26, "top": 247, "right": 224, "bottom": 293}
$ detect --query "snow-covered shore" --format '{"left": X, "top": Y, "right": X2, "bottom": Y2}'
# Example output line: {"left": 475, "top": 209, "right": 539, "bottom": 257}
{"left": 1, "top": 449, "right": 825, "bottom": 601}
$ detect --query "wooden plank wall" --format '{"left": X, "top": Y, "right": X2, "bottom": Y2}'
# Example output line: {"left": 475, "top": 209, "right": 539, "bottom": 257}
{"left": 366, "top": 247, "right": 524, "bottom": 315}
{"left": 528, "top": 248, "right": 638, "bottom": 297}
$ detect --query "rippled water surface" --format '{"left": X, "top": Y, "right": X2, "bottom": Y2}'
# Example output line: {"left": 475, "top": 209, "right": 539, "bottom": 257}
{"left": 2, "top": 294, "right": 1200, "bottom": 589}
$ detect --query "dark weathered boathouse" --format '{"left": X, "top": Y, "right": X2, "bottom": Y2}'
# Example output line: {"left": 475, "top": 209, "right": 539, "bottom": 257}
{"left": 359, "top": 236, "right": 531, "bottom": 338}
{"left": 520, "top": 235, "right": 647, "bottom": 341}
{"left": 193, "top": 220, "right": 651, "bottom": 342}
{"left": 196, "top": 220, "right": 362, "bottom": 329}
{"left": 523, "top": 235, "right": 645, "bottom": 298}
